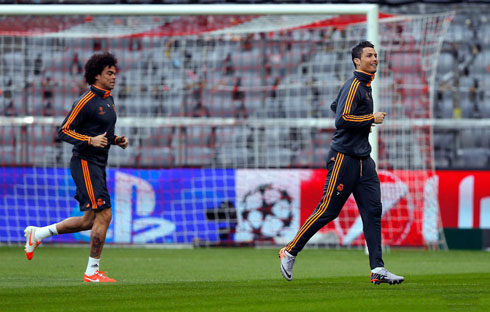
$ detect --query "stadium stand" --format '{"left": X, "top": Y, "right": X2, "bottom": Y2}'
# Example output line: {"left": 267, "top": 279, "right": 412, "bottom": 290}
{"left": 0, "top": 1, "right": 488, "bottom": 169}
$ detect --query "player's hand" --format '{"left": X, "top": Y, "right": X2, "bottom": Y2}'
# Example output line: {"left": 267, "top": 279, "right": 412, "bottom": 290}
{"left": 374, "top": 112, "right": 387, "bottom": 124}
{"left": 115, "top": 135, "right": 129, "bottom": 149}
{"left": 89, "top": 132, "right": 108, "bottom": 148}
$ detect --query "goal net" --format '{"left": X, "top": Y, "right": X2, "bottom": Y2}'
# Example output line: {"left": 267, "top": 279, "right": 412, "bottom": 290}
{"left": 0, "top": 6, "right": 453, "bottom": 249}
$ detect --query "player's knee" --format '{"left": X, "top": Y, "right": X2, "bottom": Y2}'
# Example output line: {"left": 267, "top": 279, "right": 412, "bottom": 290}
{"left": 80, "top": 213, "right": 95, "bottom": 230}
{"left": 97, "top": 208, "right": 112, "bottom": 224}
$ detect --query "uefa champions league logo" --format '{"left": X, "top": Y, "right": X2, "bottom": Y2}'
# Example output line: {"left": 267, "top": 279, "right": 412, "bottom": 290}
{"left": 235, "top": 183, "right": 298, "bottom": 245}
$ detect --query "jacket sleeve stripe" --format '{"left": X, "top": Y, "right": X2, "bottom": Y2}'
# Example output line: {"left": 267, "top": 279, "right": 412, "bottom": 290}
{"left": 342, "top": 114, "right": 374, "bottom": 122}
{"left": 342, "top": 79, "right": 360, "bottom": 115}
{"left": 60, "top": 92, "right": 94, "bottom": 142}
{"left": 62, "top": 92, "right": 94, "bottom": 129}
{"left": 62, "top": 129, "right": 89, "bottom": 141}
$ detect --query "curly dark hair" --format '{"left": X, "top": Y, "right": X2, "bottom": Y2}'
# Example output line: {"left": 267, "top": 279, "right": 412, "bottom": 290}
{"left": 351, "top": 41, "right": 374, "bottom": 69}
{"left": 84, "top": 52, "right": 118, "bottom": 85}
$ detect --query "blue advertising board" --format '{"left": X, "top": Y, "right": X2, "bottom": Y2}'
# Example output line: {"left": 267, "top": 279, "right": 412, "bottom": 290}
{"left": 0, "top": 167, "right": 236, "bottom": 244}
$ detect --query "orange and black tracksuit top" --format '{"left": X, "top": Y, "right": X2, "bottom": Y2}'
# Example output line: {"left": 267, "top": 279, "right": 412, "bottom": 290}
{"left": 57, "top": 85, "right": 117, "bottom": 166}
{"left": 330, "top": 70, "right": 376, "bottom": 158}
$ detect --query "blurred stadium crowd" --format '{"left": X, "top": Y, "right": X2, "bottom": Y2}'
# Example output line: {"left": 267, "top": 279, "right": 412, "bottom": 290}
{"left": 0, "top": 1, "right": 488, "bottom": 169}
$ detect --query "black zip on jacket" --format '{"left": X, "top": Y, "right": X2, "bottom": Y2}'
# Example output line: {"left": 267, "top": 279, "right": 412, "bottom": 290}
{"left": 57, "top": 85, "right": 118, "bottom": 166}
{"left": 330, "top": 70, "right": 376, "bottom": 158}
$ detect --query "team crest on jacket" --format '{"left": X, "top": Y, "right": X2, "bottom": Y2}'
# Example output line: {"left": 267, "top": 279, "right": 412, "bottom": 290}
{"left": 98, "top": 106, "right": 105, "bottom": 115}
{"left": 337, "top": 184, "right": 344, "bottom": 192}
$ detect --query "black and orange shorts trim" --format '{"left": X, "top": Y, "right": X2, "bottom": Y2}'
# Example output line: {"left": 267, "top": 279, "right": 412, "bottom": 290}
{"left": 70, "top": 156, "right": 111, "bottom": 211}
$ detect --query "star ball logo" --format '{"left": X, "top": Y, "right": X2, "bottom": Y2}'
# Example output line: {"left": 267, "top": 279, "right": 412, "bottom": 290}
{"left": 236, "top": 183, "right": 295, "bottom": 243}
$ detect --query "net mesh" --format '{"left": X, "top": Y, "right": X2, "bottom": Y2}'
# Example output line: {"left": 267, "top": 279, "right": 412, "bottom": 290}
{"left": 0, "top": 12, "right": 453, "bottom": 248}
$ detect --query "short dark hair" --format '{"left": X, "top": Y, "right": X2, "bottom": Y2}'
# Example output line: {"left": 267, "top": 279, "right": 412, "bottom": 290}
{"left": 84, "top": 52, "right": 118, "bottom": 85}
{"left": 351, "top": 41, "right": 374, "bottom": 69}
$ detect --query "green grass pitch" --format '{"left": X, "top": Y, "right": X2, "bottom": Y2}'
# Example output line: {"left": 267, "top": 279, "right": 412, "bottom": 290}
{"left": 1, "top": 246, "right": 489, "bottom": 311}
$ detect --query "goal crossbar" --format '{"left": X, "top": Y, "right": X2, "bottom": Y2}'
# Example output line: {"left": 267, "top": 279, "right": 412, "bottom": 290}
{"left": 0, "top": 4, "right": 379, "bottom": 16}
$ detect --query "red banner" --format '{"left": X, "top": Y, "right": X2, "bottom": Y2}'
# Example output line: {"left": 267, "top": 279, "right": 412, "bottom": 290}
{"left": 234, "top": 169, "right": 489, "bottom": 247}
{"left": 437, "top": 170, "right": 490, "bottom": 229}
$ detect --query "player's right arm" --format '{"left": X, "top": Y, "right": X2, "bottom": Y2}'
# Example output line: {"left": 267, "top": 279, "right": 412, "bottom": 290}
{"left": 56, "top": 92, "right": 97, "bottom": 148}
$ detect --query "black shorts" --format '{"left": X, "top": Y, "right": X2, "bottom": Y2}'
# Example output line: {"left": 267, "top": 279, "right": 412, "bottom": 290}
{"left": 70, "top": 156, "right": 111, "bottom": 211}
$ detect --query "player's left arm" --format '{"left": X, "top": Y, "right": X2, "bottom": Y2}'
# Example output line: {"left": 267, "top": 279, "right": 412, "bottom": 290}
{"left": 114, "top": 135, "right": 129, "bottom": 149}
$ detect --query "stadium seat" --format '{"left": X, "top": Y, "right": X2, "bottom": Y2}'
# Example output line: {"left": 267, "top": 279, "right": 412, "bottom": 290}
{"left": 434, "top": 151, "right": 451, "bottom": 168}
{"left": 434, "top": 95, "right": 453, "bottom": 119}
{"left": 457, "top": 147, "right": 488, "bottom": 168}
{"left": 447, "top": 21, "right": 471, "bottom": 41}
{"left": 460, "top": 129, "right": 478, "bottom": 148}
{"left": 468, "top": 50, "right": 490, "bottom": 74}
{"left": 0, "top": 146, "right": 17, "bottom": 165}
{"left": 215, "top": 126, "right": 251, "bottom": 148}
{"left": 186, "top": 126, "right": 214, "bottom": 146}
{"left": 185, "top": 146, "right": 214, "bottom": 166}
{"left": 262, "top": 147, "right": 292, "bottom": 168}
{"left": 0, "top": 126, "right": 19, "bottom": 164}
{"left": 0, "top": 126, "right": 16, "bottom": 146}
{"left": 265, "top": 127, "right": 290, "bottom": 146}
{"left": 58, "top": 143, "right": 74, "bottom": 165}
{"left": 31, "top": 145, "right": 58, "bottom": 166}
{"left": 147, "top": 127, "right": 174, "bottom": 148}
{"left": 30, "top": 125, "right": 57, "bottom": 146}
{"left": 312, "top": 148, "right": 330, "bottom": 167}
{"left": 215, "top": 147, "right": 250, "bottom": 167}
{"left": 136, "top": 147, "right": 174, "bottom": 168}
{"left": 388, "top": 52, "right": 423, "bottom": 73}
{"left": 292, "top": 148, "right": 314, "bottom": 167}
{"left": 437, "top": 52, "right": 454, "bottom": 73}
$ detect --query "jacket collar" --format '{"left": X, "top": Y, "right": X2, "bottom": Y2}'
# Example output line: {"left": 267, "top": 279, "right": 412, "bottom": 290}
{"left": 90, "top": 85, "right": 112, "bottom": 99}
{"left": 354, "top": 70, "right": 375, "bottom": 87}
